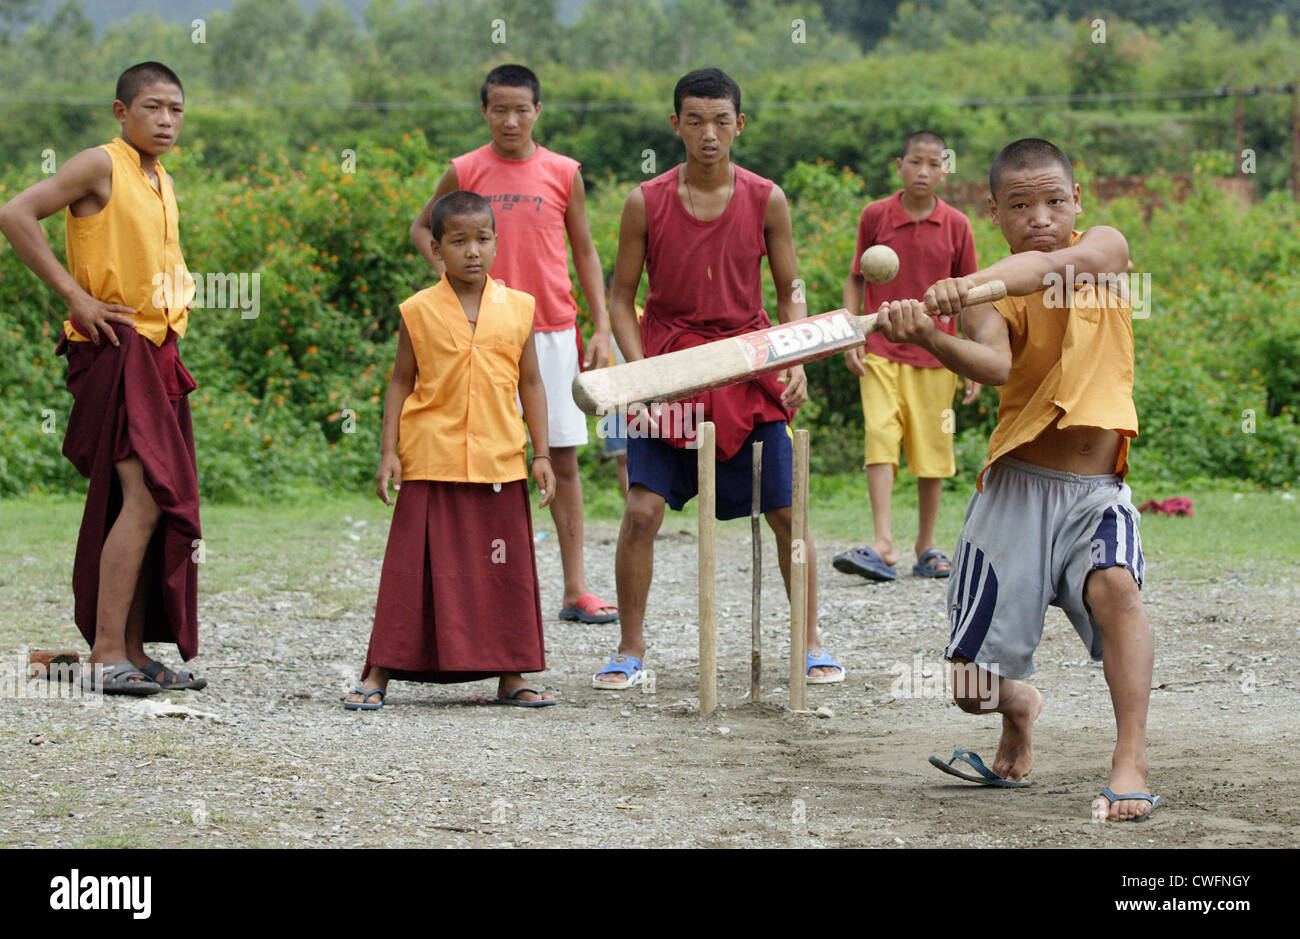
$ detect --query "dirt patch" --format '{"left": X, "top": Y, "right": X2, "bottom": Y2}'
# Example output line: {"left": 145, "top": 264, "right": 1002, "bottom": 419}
{"left": 3, "top": 518, "right": 1297, "bottom": 848}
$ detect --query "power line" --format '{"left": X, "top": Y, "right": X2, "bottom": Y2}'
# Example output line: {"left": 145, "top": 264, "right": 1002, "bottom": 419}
{"left": 6, "top": 85, "right": 1297, "bottom": 112}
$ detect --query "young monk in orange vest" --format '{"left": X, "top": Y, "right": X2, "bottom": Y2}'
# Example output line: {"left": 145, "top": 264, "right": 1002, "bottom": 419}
{"left": 0, "top": 62, "right": 203, "bottom": 695}
{"left": 344, "top": 191, "right": 559, "bottom": 710}
{"left": 878, "top": 139, "right": 1158, "bottom": 821}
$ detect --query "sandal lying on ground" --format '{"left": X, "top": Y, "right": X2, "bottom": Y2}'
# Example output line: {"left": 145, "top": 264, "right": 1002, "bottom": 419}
{"left": 140, "top": 660, "right": 208, "bottom": 691}
{"left": 343, "top": 687, "right": 386, "bottom": 711}
{"left": 494, "top": 686, "right": 558, "bottom": 708}
{"left": 591, "top": 654, "right": 644, "bottom": 690}
{"left": 80, "top": 662, "right": 161, "bottom": 696}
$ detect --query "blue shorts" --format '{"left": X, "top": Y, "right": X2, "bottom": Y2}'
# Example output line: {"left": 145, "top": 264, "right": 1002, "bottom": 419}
{"left": 628, "top": 420, "right": 793, "bottom": 520}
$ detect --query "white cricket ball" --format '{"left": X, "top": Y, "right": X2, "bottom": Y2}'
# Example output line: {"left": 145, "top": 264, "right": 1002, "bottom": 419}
{"left": 860, "top": 244, "right": 900, "bottom": 284}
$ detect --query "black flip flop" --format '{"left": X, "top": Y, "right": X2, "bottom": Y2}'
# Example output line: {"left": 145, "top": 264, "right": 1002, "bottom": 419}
{"left": 140, "top": 660, "right": 208, "bottom": 691}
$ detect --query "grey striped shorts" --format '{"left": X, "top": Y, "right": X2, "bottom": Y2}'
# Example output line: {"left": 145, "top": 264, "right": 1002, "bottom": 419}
{"left": 944, "top": 458, "right": 1144, "bottom": 680}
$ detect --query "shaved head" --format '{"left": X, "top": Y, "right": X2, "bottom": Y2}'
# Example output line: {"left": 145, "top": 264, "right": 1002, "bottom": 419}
{"left": 989, "top": 138, "right": 1073, "bottom": 199}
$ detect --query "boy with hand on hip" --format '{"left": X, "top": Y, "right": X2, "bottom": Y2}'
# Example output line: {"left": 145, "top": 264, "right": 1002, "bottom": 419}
{"left": 0, "top": 62, "right": 203, "bottom": 694}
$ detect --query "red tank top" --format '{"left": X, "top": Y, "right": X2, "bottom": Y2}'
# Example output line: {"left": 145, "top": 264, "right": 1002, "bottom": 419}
{"left": 451, "top": 143, "right": 580, "bottom": 332}
{"left": 640, "top": 164, "right": 789, "bottom": 459}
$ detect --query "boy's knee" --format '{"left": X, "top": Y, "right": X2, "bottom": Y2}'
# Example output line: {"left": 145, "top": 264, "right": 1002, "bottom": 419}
{"left": 622, "top": 492, "right": 665, "bottom": 538}
{"left": 764, "top": 506, "right": 792, "bottom": 538}
{"left": 550, "top": 447, "right": 579, "bottom": 479}
{"left": 1085, "top": 565, "right": 1142, "bottom": 616}
{"left": 115, "top": 459, "right": 161, "bottom": 524}
{"left": 950, "top": 660, "right": 994, "bottom": 713}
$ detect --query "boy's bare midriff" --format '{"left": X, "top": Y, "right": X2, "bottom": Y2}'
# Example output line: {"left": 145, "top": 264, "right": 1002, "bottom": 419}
{"left": 1009, "top": 421, "right": 1123, "bottom": 477}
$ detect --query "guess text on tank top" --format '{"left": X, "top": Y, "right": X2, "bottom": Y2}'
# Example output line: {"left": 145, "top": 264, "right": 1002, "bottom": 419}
{"left": 485, "top": 193, "right": 545, "bottom": 212}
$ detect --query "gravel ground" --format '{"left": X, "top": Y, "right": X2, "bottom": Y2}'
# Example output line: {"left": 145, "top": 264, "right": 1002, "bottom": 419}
{"left": 3, "top": 513, "right": 1298, "bottom": 849}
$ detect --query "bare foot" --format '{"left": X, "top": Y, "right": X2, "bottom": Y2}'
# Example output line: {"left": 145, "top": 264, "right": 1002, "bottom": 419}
{"left": 498, "top": 673, "right": 555, "bottom": 703}
{"left": 1092, "top": 757, "right": 1155, "bottom": 821}
{"left": 991, "top": 684, "right": 1043, "bottom": 782}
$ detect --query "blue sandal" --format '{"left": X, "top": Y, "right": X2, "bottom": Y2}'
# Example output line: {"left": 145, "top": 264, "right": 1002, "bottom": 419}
{"left": 912, "top": 548, "right": 953, "bottom": 578}
{"left": 928, "top": 747, "right": 1031, "bottom": 787}
{"left": 1097, "top": 788, "right": 1164, "bottom": 821}
{"left": 832, "top": 545, "right": 899, "bottom": 582}
{"left": 343, "top": 687, "right": 386, "bottom": 711}
{"left": 591, "top": 654, "right": 644, "bottom": 690}
{"left": 805, "top": 648, "right": 845, "bottom": 684}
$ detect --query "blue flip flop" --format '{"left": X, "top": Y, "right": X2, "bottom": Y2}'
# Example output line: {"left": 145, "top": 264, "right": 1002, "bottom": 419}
{"left": 912, "top": 548, "right": 953, "bottom": 578}
{"left": 343, "top": 687, "right": 386, "bottom": 711}
{"left": 1097, "top": 788, "right": 1164, "bottom": 821}
{"left": 832, "top": 545, "right": 899, "bottom": 582}
{"left": 591, "top": 654, "right": 644, "bottom": 690}
{"left": 806, "top": 648, "right": 846, "bottom": 684}
{"left": 928, "top": 747, "right": 1031, "bottom": 787}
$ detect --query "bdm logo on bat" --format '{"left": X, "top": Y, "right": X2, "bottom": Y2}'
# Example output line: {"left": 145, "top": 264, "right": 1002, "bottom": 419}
{"left": 737, "top": 311, "right": 856, "bottom": 370}
{"left": 49, "top": 869, "right": 151, "bottom": 919}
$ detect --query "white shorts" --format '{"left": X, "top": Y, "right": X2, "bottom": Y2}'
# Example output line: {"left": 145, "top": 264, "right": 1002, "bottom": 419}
{"left": 533, "top": 327, "right": 589, "bottom": 448}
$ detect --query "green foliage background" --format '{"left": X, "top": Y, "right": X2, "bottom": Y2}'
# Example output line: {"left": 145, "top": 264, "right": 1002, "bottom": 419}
{"left": 1, "top": 0, "right": 1299, "bottom": 499}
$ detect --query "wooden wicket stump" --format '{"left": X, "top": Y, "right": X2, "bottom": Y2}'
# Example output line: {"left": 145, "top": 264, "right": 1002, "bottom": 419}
{"left": 789, "top": 429, "right": 809, "bottom": 712}
{"left": 697, "top": 421, "right": 718, "bottom": 716}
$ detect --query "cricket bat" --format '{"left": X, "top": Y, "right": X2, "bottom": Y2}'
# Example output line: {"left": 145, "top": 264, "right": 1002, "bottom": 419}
{"left": 572, "top": 280, "right": 1006, "bottom": 415}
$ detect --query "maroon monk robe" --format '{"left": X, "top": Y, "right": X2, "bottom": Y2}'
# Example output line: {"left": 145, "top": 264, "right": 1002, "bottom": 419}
{"left": 56, "top": 323, "right": 201, "bottom": 661}
{"left": 363, "top": 479, "right": 546, "bottom": 684}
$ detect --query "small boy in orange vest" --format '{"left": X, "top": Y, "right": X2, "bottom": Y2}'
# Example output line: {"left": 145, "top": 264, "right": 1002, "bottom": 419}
{"left": 344, "top": 191, "right": 558, "bottom": 710}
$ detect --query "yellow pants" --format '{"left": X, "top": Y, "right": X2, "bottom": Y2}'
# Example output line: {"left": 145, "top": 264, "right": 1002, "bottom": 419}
{"left": 859, "top": 353, "right": 958, "bottom": 477}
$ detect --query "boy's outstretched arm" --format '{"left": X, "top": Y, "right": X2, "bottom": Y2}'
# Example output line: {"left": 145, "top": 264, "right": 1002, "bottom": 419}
{"left": 878, "top": 299, "right": 1011, "bottom": 386}
{"left": 929, "top": 226, "right": 1130, "bottom": 314}
{"left": 565, "top": 169, "right": 611, "bottom": 370}
{"left": 0, "top": 148, "right": 137, "bottom": 346}
{"left": 408, "top": 164, "right": 458, "bottom": 273}
{"left": 764, "top": 184, "right": 808, "bottom": 409}
{"left": 376, "top": 320, "right": 418, "bottom": 505}
{"left": 518, "top": 331, "right": 554, "bottom": 507}
{"left": 608, "top": 187, "right": 648, "bottom": 366}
